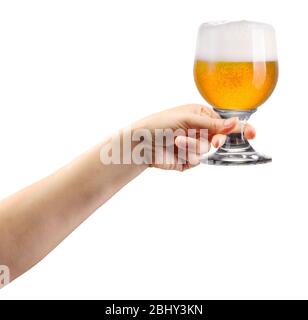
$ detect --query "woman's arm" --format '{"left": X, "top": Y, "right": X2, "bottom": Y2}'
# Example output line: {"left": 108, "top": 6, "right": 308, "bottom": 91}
{"left": 0, "top": 104, "right": 255, "bottom": 282}
{"left": 0, "top": 140, "right": 146, "bottom": 281}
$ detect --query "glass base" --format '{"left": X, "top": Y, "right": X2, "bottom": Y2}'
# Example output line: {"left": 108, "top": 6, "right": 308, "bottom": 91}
{"left": 201, "top": 145, "right": 272, "bottom": 166}
{"left": 201, "top": 108, "right": 272, "bottom": 166}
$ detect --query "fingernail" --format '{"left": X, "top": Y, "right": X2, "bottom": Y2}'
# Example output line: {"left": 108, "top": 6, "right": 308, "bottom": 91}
{"left": 213, "top": 140, "right": 219, "bottom": 148}
{"left": 219, "top": 136, "right": 226, "bottom": 147}
{"left": 224, "top": 117, "right": 237, "bottom": 128}
{"left": 251, "top": 127, "right": 256, "bottom": 137}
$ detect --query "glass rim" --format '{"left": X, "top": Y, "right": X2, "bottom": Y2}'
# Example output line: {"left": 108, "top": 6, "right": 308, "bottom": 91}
{"left": 199, "top": 20, "right": 274, "bottom": 29}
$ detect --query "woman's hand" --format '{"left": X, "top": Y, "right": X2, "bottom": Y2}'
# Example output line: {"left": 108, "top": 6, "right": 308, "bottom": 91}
{"left": 133, "top": 104, "right": 256, "bottom": 171}
{"left": 0, "top": 103, "right": 256, "bottom": 282}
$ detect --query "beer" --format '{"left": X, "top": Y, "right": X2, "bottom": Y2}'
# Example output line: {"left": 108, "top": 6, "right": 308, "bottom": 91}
{"left": 194, "top": 60, "right": 278, "bottom": 110}
{"left": 195, "top": 21, "right": 278, "bottom": 111}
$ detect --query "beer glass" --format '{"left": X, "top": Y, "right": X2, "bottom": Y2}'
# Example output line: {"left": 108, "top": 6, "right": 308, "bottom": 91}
{"left": 194, "top": 21, "right": 278, "bottom": 165}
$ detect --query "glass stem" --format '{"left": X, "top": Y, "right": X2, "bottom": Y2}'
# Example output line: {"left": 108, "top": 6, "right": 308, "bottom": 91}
{"left": 213, "top": 107, "right": 257, "bottom": 153}
{"left": 220, "top": 132, "right": 251, "bottom": 152}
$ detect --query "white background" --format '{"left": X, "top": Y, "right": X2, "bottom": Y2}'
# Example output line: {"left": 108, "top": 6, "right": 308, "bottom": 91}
{"left": 0, "top": 0, "right": 307, "bottom": 300}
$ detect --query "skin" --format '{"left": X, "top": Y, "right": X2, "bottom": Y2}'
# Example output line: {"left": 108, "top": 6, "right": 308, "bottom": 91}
{"left": 0, "top": 104, "right": 255, "bottom": 282}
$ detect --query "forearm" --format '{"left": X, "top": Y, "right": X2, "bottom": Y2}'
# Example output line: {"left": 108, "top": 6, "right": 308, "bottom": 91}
{"left": 0, "top": 104, "right": 243, "bottom": 283}
{"left": 0, "top": 135, "right": 147, "bottom": 280}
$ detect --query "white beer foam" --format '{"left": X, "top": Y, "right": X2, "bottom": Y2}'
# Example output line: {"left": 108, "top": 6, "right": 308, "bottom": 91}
{"left": 195, "top": 20, "right": 277, "bottom": 61}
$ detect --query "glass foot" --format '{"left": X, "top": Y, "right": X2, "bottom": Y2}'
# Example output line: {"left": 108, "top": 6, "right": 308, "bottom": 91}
{"left": 201, "top": 108, "right": 272, "bottom": 166}
{"left": 201, "top": 146, "right": 272, "bottom": 166}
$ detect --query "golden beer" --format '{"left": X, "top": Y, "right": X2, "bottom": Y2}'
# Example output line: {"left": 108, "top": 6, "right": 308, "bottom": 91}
{"left": 194, "top": 60, "right": 278, "bottom": 110}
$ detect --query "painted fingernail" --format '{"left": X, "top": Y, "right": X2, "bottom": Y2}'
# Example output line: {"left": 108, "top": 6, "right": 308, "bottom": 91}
{"left": 250, "top": 127, "right": 256, "bottom": 137}
{"left": 219, "top": 136, "right": 226, "bottom": 146}
{"left": 213, "top": 139, "right": 219, "bottom": 148}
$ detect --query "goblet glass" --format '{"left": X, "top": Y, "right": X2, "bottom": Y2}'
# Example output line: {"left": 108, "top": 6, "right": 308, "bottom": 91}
{"left": 194, "top": 21, "right": 278, "bottom": 165}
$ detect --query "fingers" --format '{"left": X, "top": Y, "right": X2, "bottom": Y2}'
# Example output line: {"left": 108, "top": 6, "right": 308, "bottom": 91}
{"left": 174, "top": 136, "right": 211, "bottom": 167}
{"left": 212, "top": 134, "right": 226, "bottom": 148}
{"left": 211, "top": 123, "right": 256, "bottom": 148}
{"left": 186, "top": 114, "right": 239, "bottom": 134}
{"left": 175, "top": 136, "right": 211, "bottom": 154}
{"left": 243, "top": 123, "right": 256, "bottom": 139}
{"left": 199, "top": 105, "right": 221, "bottom": 119}
{"left": 186, "top": 113, "right": 256, "bottom": 140}
{"left": 229, "top": 122, "right": 256, "bottom": 139}
{"left": 184, "top": 104, "right": 220, "bottom": 119}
